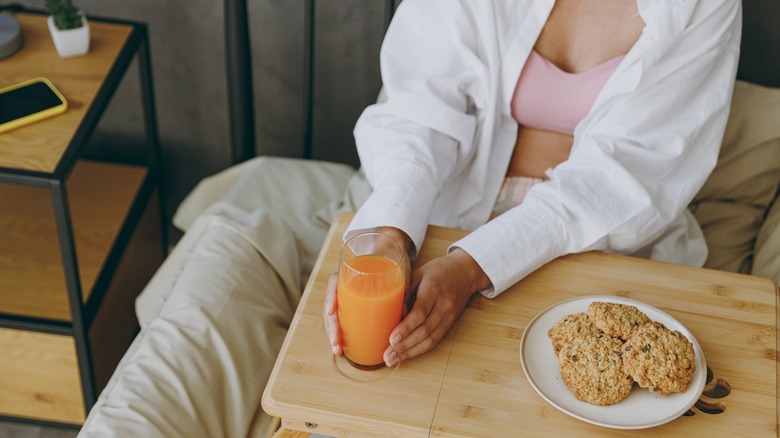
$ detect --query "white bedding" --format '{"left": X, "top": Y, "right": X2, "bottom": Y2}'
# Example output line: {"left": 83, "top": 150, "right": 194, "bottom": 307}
{"left": 80, "top": 157, "right": 361, "bottom": 437}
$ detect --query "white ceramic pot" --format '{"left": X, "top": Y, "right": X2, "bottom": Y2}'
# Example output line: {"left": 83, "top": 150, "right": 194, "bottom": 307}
{"left": 47, "top": 11, "right": 90, "bottom": 58}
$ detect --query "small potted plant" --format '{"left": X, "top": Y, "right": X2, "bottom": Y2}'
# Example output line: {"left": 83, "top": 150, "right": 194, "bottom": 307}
{"left": 45, "top": 0, "right": 90, "bottom": 58}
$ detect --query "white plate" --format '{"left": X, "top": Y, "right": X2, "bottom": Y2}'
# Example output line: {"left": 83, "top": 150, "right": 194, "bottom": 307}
{"left": 519, "top": 296, "right": 706, "bottom": 429}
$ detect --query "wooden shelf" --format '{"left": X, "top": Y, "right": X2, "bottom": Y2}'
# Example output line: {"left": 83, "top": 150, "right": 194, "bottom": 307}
{"left": 0, "top": 13, "right": 133, "bottom": 173}
{"left": 0, "top": 328, "right": 84, "bottom": 424}
{"left": 0, "top": 10, "right": 162, "bottom": 427}
{"left": 0, "top": 178, "right": 162, "bottom": 426}
{"left": 0, "top": 160, "right": 147, "bottom": 321}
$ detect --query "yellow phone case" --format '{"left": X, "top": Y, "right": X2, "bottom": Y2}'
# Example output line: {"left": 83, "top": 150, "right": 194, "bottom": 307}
{"left": 0, "top": 77, "right": 68, "bottom": 134}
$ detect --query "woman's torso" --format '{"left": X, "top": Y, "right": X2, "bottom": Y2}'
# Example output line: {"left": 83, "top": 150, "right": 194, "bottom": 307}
{"left": 507, "top": 0, "right": 644, "bottom": 179}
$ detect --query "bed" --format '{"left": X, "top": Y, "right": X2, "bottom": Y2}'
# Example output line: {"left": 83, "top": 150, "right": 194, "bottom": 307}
{"left": 80, "top": 1, "right": 780, "bottom": 437}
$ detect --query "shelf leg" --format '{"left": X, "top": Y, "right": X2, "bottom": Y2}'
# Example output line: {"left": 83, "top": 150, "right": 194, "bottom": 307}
{"left": 50, "top": 179, "right": 97, "bottom": 413}
{"left": 137, "top": 27, "right": 169, "bottom": 253}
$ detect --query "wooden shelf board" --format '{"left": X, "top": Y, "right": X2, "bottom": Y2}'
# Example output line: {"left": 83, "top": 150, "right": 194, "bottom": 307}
{"left": 0, "top": 160, "right": 147, "bottom": 321}
{"left": 0, "top": 327, "right": 85, "bottom": 424}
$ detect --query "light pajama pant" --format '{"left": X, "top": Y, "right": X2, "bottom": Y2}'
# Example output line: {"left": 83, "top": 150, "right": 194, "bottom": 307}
{"left": 79, "top": 157, "right": 366, "bottom": 437}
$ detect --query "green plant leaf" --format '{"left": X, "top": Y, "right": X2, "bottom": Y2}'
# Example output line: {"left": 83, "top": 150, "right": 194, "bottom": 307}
{"left": 45, "top": 0, "right": 83, "bottom": 30}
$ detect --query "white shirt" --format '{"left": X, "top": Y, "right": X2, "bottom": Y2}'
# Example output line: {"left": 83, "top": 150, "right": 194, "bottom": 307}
{"left": 346, "top": 0, "right": 742, "bottom": 297}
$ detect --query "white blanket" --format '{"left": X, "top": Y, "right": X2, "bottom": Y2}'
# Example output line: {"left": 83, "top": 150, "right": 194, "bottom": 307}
{"left": 80, "top": 157, "right": 364, "bottom": 437}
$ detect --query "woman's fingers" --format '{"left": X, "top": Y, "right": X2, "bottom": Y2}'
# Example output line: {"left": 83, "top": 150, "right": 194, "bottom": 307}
{"left": 323, "top": 272, "right": 342, "bottom": 355}
{"left": 393, "top": 319, "right": 451, "bottom": 364}
{"left": 386, "top": 289, "right": 432, "bottom": 347}
{"left": 324, "top": 272, "right": 338, "bottom": 315}
{"left": 384, "top": 283, "right": 449, "bottom": 366}
{"left": 384, "top": 290, "right": 455, "bottom": 366}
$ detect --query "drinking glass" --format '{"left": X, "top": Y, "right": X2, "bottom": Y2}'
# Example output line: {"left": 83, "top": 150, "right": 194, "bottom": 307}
{"left": 338, "top": 232, "right": 406, "bottom": 369}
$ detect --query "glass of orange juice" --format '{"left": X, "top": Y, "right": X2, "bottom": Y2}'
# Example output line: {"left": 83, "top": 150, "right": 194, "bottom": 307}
{"left": 338, "top": 232, "right": 406, "bottom": 370}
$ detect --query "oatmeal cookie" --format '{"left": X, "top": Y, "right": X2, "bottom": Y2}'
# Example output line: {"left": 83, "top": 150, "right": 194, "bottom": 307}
{"left": 547, "top": 312, "right": 605, "bottom": 355}
{"left": 588, "top": 301, "right": 651, "bottom": 341}
{"left": 558, "top": 336, "right": 634, "bottom": 406}
{"left": 621, "top": 321, "right": 696, "bottom": 396}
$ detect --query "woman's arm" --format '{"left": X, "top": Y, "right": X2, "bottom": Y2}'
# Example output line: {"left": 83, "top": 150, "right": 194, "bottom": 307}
{"left": 344, "top": 0, "right": 483, "bottom": 255}
{"left": 325, "top": 0, "right": 491, "bottom": 366}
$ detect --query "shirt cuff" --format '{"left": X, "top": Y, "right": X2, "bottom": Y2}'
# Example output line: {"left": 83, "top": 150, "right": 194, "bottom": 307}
{"left": 345, "top": 167, "right": 438, "bottom": 259}
{"left": 450, "top": 196, "right": 569, "bottom": 297}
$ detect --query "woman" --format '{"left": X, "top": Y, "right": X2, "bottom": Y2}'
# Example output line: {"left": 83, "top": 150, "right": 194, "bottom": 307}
{"left": 324, "top": 0, "right": 741, "bottom": 368}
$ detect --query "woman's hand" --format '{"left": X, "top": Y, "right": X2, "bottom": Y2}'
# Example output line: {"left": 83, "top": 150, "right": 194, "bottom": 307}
{"left": 323, "top": 272, "right": 343, "bottom": 355}
{"left": 383, "top": 248, "right": 490, "bottom": 367}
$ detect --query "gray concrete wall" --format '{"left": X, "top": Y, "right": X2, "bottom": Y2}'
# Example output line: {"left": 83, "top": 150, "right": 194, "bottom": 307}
{"left": 17, "top": 0, "right": 388, "bottom": 243}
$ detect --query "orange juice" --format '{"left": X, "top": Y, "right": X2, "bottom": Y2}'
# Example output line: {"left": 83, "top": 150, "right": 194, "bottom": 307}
{"left": 338, "top": 254, "right": 404, "bottom": 368}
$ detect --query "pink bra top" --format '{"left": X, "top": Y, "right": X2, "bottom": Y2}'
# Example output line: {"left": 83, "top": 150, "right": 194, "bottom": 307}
{"left": 511, "top": 50, "right": 624, "bottom": 135}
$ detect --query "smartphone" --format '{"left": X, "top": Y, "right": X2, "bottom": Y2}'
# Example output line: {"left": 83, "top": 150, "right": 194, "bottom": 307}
{"left": 0, "top": 78, "right": 68, "bottom": 134}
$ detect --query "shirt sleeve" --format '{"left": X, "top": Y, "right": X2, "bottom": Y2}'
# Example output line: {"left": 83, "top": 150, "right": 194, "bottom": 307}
{"left": 454, "top": 1, "right": 742, "bottom": 296}
{"left": 344, "top": 0, "right": 480, "bottom": 255}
